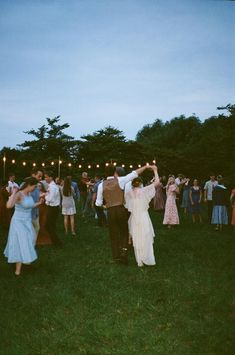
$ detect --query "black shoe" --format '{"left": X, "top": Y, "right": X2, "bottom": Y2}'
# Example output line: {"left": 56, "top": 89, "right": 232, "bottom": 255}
{"left": 119, "top": 248, "right": 129, "bottom": 265}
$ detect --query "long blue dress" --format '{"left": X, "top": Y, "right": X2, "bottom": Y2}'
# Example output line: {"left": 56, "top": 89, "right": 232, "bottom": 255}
{"left": 4, "top": 194, "right": 37, "bottom": 263}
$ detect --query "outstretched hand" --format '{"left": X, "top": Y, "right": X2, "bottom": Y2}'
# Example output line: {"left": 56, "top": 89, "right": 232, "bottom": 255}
{"left": 149, "top": 165, "right": 158, "bottom": 172}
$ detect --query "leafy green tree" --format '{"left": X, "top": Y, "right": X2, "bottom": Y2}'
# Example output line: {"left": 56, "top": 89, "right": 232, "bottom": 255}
{"left": 77, "top": 126, "right": 128, "bottom": 165}
{"left": 18, "top": 116, "right": 79, "bottom": 161}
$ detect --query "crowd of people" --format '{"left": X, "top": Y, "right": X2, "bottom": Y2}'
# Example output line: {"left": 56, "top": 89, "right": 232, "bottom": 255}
{"left": 0, "top": 167, "right": 234, "bottom": 275}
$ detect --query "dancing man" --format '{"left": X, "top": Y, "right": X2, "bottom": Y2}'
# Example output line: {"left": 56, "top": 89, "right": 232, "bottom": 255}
{"left": 96, "top": 164, "right": 148, "bottom": 264}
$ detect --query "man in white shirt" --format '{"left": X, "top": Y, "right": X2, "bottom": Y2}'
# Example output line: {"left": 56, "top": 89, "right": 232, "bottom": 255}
{"left": 44, "top": 171, "right": 63, "bottom": 247}
{"left": 7, "top": 173, "right": 19, "bottom": 195}
{"left": 204, "top": 173, "right": 218, "bottom": 223}
{"left": 96, "top": 164, "right": 149, "bottom": 264}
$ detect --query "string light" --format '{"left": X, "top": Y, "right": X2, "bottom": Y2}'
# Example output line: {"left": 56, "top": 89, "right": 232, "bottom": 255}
{"left": 1, "top": 157, "right": 148, "bottom": 170}
{"left": 153, "top": 160, "right": 156, "bottom": 164}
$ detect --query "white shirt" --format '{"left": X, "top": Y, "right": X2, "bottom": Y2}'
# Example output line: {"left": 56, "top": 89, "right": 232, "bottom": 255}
{"left": 175, "top": 177, "right": 182, "bottom": 186}
{"left": 7, "top": 181, "right": 19, "bottom": 194}
{"left": 96, "top": 171, "right": 138, "bottom": 207}
{"left": 45, "top": 181, "right": 61, "bottom": 206}
{"left": 204, "top": 180, "right": 218, "bottom": 200}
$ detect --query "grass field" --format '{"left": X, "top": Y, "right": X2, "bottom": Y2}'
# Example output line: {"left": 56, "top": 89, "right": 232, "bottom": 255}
{"left": 0, "top": 209, "right": 234, "bottom": 355}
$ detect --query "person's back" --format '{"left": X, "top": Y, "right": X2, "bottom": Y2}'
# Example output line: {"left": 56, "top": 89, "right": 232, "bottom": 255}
{"left": 212, "top": 185, "right": 228, "bottom": 206}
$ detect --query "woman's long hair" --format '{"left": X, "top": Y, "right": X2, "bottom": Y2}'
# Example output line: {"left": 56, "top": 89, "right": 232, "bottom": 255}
{"left": 19, "top": 177, "right": 38, "bottom": 190}
{"left": 63, "top": 176, "right": 72, "bottom": 196}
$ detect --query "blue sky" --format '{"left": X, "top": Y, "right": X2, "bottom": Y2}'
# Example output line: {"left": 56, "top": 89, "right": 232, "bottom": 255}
{"left": 0, "top": 0, "right": 234, "bottom": 148}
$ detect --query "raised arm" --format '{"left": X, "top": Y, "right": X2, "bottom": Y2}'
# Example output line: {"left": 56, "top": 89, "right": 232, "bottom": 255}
{"left": 150, "top": 165, "right": 160, "bottom": 186}
{"left": 6, "top": 190, "right": 21, "bottom": 208}
{"left": 134, "top": 165, "right": 148, "bottom": 176}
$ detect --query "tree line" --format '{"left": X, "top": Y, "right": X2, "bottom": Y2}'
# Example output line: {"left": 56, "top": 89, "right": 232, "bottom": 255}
{"left": 0, "top": 105, "right": 234, "bottom": 186}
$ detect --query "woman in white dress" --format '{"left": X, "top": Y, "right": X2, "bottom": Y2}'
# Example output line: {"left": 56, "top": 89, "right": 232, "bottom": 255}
{"left": 125, "top": 165, "right": 160, "bottom": 267}
{"left": 61, "top": 176, "right": 77, "bottom": 235}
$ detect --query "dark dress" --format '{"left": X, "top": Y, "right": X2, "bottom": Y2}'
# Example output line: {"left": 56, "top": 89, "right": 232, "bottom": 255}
{"left": 0, "top": 187, "right": 12, "bottom": 228}
{"left": 36, "top": 204, "right": 52, "bottom": 245}
{"left": 190, "top": 187, "right": 201, "bottom": 214}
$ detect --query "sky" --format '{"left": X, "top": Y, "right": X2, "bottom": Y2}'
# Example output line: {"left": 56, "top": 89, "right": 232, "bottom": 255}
{"left": 0, "top": 0, "right": 234, "bottom": 148}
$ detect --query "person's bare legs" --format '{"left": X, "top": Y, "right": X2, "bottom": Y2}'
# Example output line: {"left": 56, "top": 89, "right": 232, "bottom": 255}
{"left": 64, "top": 215, "right": 69, "bottom": 234}
{"left": 15, "top": 262, "right": 22, "bottom": 275}
{"left": 70, "top": 215, "right": 76, "bottom": 235}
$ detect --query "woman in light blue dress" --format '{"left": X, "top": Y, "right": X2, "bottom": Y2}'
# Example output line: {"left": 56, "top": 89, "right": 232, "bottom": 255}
{"left": 4, "top": 177, "right": 43, "bottom": 276}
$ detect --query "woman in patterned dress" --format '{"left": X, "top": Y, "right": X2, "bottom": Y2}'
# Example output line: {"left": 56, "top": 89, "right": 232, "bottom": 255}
{"left": 163, "top": 176, "right": 180, "bottom": 229}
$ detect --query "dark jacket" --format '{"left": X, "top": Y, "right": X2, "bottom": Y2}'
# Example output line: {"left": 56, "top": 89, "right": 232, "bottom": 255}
{"left": 212, "top": 185, "right": 229, "bottom": 207}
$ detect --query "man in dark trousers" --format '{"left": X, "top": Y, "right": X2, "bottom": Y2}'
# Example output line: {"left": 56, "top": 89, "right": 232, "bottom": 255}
{"left": 44, "top": 171, "right": 63, "bottom": 247}
{"left": 96, "top": 164, "right": 148, "bottom": 264}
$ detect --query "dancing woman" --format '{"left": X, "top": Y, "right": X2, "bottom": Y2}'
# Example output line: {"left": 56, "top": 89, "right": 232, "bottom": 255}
{"left": 4, "top": 177, "right": 43, "bottom": 276}
{"left": 125, "top": 165, "right": 160, "bottom": 267}
{"left": 163, "top": 176, "right": 180, "bottom": 229}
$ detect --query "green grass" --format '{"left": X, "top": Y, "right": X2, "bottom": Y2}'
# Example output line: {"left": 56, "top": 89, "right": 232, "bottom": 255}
{"left": 0, "top": 209, "right": 234, "bottom": 355}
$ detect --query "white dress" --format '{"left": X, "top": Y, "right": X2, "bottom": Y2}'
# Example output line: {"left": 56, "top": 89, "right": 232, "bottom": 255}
{"left": 61, "top": 187, "right": 76, "bottom": 216}
{"left": 125, "top": 184, "right": 156, "bottom": 267}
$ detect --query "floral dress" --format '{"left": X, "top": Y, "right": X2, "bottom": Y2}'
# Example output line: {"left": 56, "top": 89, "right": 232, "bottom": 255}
{"left": 163, "top": 184, "right": 179, "bottom": 225}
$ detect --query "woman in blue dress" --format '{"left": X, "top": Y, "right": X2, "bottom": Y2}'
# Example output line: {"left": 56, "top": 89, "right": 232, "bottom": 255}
{"left": 211, "top": 175, "right": 229, "bottom": 231}
{"left": 189, "top": 179, "right": 202, "bottom": 223}
{"left": 180, "top": 178, "right": 191, "bottom": 214}
{"left": 4, "top": 177, "right": 43, "bottom": 276}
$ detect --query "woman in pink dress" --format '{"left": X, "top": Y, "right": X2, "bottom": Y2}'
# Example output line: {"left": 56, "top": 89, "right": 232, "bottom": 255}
{"left": 163, "top": 176, "right": 180, "bottom": 229}
{"left": 230, "top": 189, "right": 235, "bottom": 231}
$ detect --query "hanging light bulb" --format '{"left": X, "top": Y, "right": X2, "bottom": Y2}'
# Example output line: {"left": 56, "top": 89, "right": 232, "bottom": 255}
{"left": 96, "top": 164, "right": 100, "bottom": 168}
{"left": 23, "top": 162, "right": 26, "bottom": 166}
{"left": 153, "top": 160, "right": 156, "bottom": 164}
{"left": 41, "top": 163, "right": 45, "bottom": 167}
{"left": 105, "top": 163, "right": 109, "bottom": 167}
{"left": 3, "top": 156, "right": 6, "bottom": 162}
{"left": 78, "top": 164, "right": 82, "bottom": 168}
{"left": 88, "top": 165, "right": 91, "bottom": 169}
{"left": 68, "top": 163, "right": 72, "bottom": 167}
{"left": 33, "top": 163, "right": 36, "bottom": 167}
{"left": 51, "top": 161, "right": 55, "bottom": 166}
{"left": 113, "top": 162, "right": 117, "bottom": 166}
{"left": 146, "top": 162, "right": 149, "bottom": 166}
{"left": 138, "top": 164, "right": 141, "bottom": 168}
{"left": 130, "top": 165, "right": 133, "bottom": 169}
{"left": 122, "top": 164, "right": 125, "bottom": 168}
{"left": 12, "top": 159, "right": 15, "bottom": 164}
{"left": 59, "top": 160, "right": 62, "bottom": 164}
